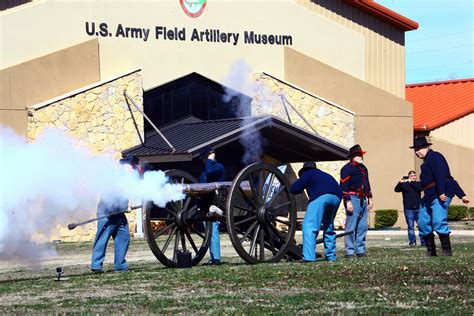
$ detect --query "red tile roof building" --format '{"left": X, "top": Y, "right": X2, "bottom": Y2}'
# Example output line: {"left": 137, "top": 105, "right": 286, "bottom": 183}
{"left": 406, "top": 78, "right": 474, "bottom": 131}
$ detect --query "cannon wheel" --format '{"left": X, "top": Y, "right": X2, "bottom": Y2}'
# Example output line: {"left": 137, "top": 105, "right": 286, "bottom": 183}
{"left": 144, "top": 169, "right": 211, "bottom": 267}
{"left": 226, "top": 162, "right": 297, "bottom": 264}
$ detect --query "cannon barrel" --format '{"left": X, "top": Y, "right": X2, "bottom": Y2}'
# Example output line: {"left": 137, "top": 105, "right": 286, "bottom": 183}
{"left": 182, "top": 181, "right": 250, "bottom": 196}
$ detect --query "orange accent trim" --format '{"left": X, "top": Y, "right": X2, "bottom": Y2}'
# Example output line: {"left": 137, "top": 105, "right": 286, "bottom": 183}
{"left": 344, "top": 0, "right": 418, "bottom": 31}
{"left": 340, "top": 176, "right": 350, "bottom": 183}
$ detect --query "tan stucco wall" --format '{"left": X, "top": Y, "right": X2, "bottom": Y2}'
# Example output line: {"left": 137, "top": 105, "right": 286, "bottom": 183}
{"left": 27, "top": 70, "right": 144, "bottom": 241}
{"left": 1, "top": 0, "right": 367, "bottom": 92}
{"left": 295, "top": 0, "right": 407, "bottom": 98}
{"left": 414, "top": 137, "right": 474, "bottom": 207}
{"left": 284, "top": 47, "right": 414, "bottom": 227}
{"left": 430, "top": 114, "right": 474, "bottom": 149}
{"left": 0, "top": 39, "right": 100, "bottom": 136}
{"left": 250, "top": 72, "right": 354, "bottom": 227}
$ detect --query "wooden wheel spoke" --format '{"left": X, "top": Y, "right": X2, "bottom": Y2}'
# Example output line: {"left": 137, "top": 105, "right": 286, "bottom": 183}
{"left": 263, "top": 225, "right": 278, "bottom": 255}
{"left": 164, "top": 206, "right": 177, "bottom": 215}
{"left": 272, "top": 201, "right": 292, "bottom": 211}
{"left": 186, "top": 205, "right": 199, "bottom": 219}
{"left": 268, "top": 222, "right": 287, "bottom": 242}
{"left": 234, "top": 203, "right": 256, "bottom": 214}
{"left": 181, "top": 197, "right": 191, "bottom": 212}
{"left": 185, "top": 230, "right": 199, "bottom": 253}
{"left": 180, "top": 231, "right": 187, "bottom": 252}
{"left": 239, "top": 221, "right": 258, "bottom": 243}
{"left": 153, "top": 222, "right": 176, "bottom": 239}
{"left": 173, "top": 230, "right": 179, "bottom": 261}
{"left": 189, "top": 225, "right": 206, "bottom": 239}
{"left": 149, "top": 217, "right": 173, "bottom": 221}
{"left": 257, "top": 170, "right": 265, "bottom": 203}
{"left": 265, "top": 186, "right": 285, "bottom": 207}
{"left": 161, "top": 226, "right": 177, "bottom": 253}
{"left": 235, "top": 215, "right": 257, "bottom": 227}
{"left": 263, "top": 173, "right": 276, "bottom": 203}
{"left": 259, "top": 228, "right": 265, "bottom": 261}
{"left": 249, "top": 225, "right": 260, "bottom": 257}
{"left": 248, "top": 175, "right": 258, "bottom": 204}
{"left": 274, "top": 217, "right": 291, "bottom": 226}
{"left": 177, "top": 178, "right": 185, "bottom": 208}
{"left": 238, "top": 186, "right": 258, "bottom": 209}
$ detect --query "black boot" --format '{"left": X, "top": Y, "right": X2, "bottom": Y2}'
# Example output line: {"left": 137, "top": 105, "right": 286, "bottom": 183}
{"left": 423, "top": 234, "right": 437, "bottom": 257}
{"left": 438, "top": 234, "right": 453, "bottom": 256}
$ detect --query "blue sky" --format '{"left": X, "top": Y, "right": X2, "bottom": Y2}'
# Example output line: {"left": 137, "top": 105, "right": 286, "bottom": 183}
{"left": 376, "top": 0, "right": 473, "bottom": 84}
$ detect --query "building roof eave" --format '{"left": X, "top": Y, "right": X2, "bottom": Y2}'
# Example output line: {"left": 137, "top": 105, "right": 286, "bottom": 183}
{"left": 414, "top": 110, "right": 474, "bottom": 132}
{"left": 344, "top": 0, "right": 419, "bottom": 31}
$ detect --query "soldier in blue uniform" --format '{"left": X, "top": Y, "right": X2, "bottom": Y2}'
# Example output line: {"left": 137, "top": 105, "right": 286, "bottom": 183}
{"left": 199, "top": 146, "right": 225, "bottom": 265}
{"left": 291, "top": 161, "right": 342, "bottom": 262}
{"left": 91, "top": 155, "right": 140, "bottom": 273}
{"left": 411, "top": 136, "right": 469, "bottom": 256}
{"left": 339, "top": 144, "right": 373, "bottom": 258}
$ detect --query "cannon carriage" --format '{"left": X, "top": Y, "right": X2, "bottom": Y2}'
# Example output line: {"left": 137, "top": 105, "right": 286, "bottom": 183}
{"left": 123, "top": 115, "right": 349, "bottom": 267}
{"left": 144, "top": 162, "right": 298, "bottom": 267}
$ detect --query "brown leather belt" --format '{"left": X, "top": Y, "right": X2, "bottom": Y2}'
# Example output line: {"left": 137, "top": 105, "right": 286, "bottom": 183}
{"left": 423, "top": 182, "right": 435, "bottom": 191}
{"left": 348, "top": 191, "right": 367, "bottom": 197}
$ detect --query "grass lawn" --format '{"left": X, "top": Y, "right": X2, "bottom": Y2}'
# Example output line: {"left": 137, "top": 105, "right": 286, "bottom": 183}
{"left": 0, "top": 235, "right": 472, "bottom": 314}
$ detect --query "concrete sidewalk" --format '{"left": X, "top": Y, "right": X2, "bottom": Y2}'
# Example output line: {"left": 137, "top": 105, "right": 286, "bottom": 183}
{"left": 295, "top": 230, "right": 474, "bottom": 236}
{"left": 366, "top": 229, "right": 474, "bottom": 236}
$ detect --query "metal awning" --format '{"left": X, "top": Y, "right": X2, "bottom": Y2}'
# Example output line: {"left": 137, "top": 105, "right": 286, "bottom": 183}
{"left": 122, "top": 115, "right": 349, "bottom": 163}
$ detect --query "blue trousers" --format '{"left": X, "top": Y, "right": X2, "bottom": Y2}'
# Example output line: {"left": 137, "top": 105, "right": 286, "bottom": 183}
{"left": 210, "top": 221, "right": 220, "bottom": 261}
{"left": 419, "top": 197, "right": 452, "bottom": 236}
{"left": 344, "top": 196, "right": 368, "bottom": 256}
{"left": 302, "top": 194, "right": 341, "bottom": 261}
{"left": 404, "top": 208, "right": 425, "bottom": 245}
{"left": 91, "top": 215, "right": 130, "bottom": 271}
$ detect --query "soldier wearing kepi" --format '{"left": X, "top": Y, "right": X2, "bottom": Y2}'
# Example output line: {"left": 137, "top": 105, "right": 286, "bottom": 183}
{"left": 340, "top": 144, "right": 373, "bottom": 258}
{"left": 290, "top": 162, "right": 342, "bottom": 262}
{"left": 199, "top": 146, "right": 225, "bottom": 265}
{"left": 410, "top": 136, "right": 467, "bottom": 256}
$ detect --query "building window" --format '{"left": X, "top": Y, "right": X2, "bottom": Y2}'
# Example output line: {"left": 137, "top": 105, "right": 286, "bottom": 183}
{"left": 144, "top": 73, "right": 251, "bottom": 133}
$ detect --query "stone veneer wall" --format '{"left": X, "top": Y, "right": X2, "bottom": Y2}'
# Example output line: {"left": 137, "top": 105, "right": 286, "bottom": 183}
{"left": 27, "top": 70, "right": 144, "bottom": 241}
{"left": 251, "top": 73, "right": 355, "bottom": 227}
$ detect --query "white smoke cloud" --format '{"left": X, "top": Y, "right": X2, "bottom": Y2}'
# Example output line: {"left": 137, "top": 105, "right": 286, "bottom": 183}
{"left": 222, "top": 60, "right": 267, "bottom": 165}
{"left": 222, "top": 59, "right": 253, "bottom": 106}
{"left": 0, "top": 127, "right": 184, "bottom": 264}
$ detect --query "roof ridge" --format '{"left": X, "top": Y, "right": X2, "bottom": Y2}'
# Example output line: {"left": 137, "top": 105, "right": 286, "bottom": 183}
{"left": 185, "top": 116, "right": 268, "bottom": 125}
{"left": 344, "top": 0, "right": 418, "bottom": 31}
{"left": 406, "top": 78, "right": 474, "bottom": 88}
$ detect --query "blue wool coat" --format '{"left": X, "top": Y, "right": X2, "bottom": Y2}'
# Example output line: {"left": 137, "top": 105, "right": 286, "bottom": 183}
{"left": 420, "top": 149, "right": 456, "bottom": 205}
{"left": 199, "top": 159, "right": 225, "bottom": 183}
{"left": 291, "top": 169, "right": 342, "bottom": 203}
{"left": 339, "top": 161, "right": 372, "bottom": 203}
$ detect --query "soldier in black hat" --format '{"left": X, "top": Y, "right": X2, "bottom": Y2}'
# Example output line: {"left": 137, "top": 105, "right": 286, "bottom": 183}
{"left": 339, "top": 144, "right": 373, "bottom": 258}
{"left": 410, "top": 136, "right": 469, "bottom": 256}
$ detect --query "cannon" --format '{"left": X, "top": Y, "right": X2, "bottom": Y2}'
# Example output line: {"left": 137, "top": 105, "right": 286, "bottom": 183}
{"left": 145, "top": 162, "right": 308, "bottom": 267}
{"left": 119, "top": 114, "right": 352, "bottom": 267}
